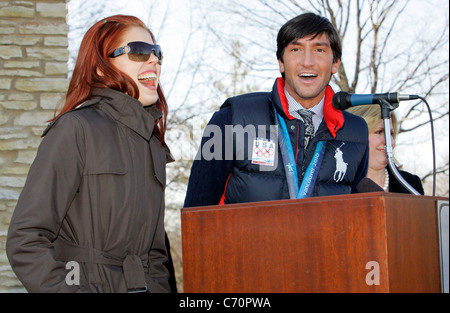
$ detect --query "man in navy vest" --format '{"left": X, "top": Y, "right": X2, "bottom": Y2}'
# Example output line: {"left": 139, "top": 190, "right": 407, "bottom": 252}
{"left": 184, "top": 13, "right": 369, "bottom": 207}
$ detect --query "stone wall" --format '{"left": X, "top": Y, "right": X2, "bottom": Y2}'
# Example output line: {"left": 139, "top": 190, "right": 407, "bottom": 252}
{"left": 0, "top": 0, "right": 68, "bottom": 292}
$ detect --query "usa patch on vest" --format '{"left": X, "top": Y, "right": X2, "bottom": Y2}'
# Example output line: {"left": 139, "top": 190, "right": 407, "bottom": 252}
{"left": 251, "top": 137, "right": 275, "bottom": 166}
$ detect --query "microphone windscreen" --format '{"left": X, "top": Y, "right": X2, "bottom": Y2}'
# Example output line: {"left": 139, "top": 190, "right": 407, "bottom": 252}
{"left": 332, "top": 91, "right": 349, "bottom": 110}
{"left": 356, "top": 177, "right": 384, "bottom": 193}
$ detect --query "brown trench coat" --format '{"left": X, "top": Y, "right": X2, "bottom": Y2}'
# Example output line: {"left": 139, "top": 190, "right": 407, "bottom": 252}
{"left": 6, "top": 88, "right": 173, "bottom": 293}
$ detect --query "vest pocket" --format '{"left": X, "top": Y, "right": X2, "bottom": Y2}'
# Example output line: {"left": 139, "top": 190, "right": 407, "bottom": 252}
{"left": 225, "top": 168, "right": 285, "bottom": 203}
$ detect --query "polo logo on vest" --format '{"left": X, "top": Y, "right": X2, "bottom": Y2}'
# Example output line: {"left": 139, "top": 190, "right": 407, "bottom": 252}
{"left": 333, "top": 143, "right": 348, "bottom": 182}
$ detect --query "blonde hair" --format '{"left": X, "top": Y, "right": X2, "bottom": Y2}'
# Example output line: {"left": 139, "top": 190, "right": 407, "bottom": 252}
{"left": 346, "top": 105, "right": 398, "bottom": 139}
{"left": 347, "top": 104, "right": 402, "bottom": 168}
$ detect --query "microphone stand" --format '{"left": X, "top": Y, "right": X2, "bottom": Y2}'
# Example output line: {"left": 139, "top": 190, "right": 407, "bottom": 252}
{"left": 379, "top": 99, "right": 421, "bottom": 195}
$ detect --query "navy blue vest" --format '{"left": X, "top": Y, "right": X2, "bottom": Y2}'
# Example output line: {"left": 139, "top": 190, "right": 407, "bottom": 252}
{"left": 221, "top": 79, "right": 368, "bottom": 204}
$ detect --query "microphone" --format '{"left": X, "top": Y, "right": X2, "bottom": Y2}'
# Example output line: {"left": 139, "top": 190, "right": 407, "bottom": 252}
{"left": 332, "top": 91, "right": 419, "bottom": 110}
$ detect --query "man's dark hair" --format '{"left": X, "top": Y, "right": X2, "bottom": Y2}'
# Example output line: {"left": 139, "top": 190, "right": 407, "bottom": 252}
{"left": 276, "top": 13, "right": 342, "bottom": 64}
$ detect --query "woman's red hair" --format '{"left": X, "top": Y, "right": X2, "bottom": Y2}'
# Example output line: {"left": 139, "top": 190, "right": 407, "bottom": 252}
{"left": 56, "top": 15, "right": 168, "bottom": 142}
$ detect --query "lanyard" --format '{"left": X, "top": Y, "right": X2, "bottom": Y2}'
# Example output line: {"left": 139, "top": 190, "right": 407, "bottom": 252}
{"left": 297, "top": 140, "right": 327, "bottom": 198}
{"left": 274, "top": 108, "right": 327, "bottom": 199}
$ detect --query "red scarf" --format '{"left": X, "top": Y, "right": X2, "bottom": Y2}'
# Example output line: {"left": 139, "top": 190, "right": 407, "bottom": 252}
{"left": 276, "top": 78, "right": 344, "bottom": 138}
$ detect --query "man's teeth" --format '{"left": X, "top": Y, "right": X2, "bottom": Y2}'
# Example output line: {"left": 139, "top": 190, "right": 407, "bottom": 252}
{"left": 138, "top": 73, "right": 157, "bottom": 80}
{"left": 299, "top": 73, "right": 317, "bottom": 77}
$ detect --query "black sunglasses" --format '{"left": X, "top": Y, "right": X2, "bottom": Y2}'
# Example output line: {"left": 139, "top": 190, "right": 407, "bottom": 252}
{"left": 108, "top": 41, "right": 163, "bottom": 63}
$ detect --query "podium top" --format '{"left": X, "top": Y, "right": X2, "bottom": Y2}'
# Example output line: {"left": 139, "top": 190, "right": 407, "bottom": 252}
{"left": 182, "top": 191, "right": 448, "bottom": 212}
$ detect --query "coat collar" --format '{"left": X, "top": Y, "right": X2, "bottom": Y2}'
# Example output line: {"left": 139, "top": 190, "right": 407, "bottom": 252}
{"left": 91, "top": 88, "right": 174, "bottom": 163}
{"left": 272, "top": 78, "right": 344, "bottom": 138}
{"left": 43, "top": 88, "right": 162, "bottom": 141}
{"left": 90, "top": 88, "right": 161, "bottom": 141}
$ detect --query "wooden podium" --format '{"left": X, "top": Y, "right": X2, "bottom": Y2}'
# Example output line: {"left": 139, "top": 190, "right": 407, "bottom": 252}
{"left": 181, "top": 192, "right": 447, "bottom": 293}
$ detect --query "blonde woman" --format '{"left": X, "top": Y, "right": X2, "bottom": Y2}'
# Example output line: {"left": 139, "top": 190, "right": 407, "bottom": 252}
{"left": 347, "top": 105, "right": 424, "bottom": 194}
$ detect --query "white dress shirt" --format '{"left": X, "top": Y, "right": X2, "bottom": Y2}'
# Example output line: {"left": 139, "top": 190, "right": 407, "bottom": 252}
{"left": 284, "top": 87, "right": 324, "bottom": 134}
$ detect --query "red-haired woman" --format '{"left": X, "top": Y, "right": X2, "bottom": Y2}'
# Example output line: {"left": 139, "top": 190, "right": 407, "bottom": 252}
{"left": 7, "top": 15, "right": 175, "bottom": 293}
